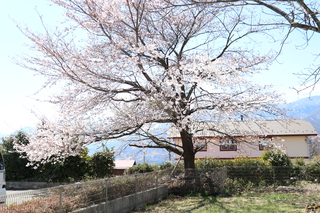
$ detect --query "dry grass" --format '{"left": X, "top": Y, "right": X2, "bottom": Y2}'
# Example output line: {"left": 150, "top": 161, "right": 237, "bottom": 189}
{"left": 0, "top": 171, "right": 163, "bottom": 213}
{"left": 1, "top": 196, "right": 76, "bottom": 213}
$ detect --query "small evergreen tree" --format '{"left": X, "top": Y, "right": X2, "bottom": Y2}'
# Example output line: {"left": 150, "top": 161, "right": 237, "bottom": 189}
{"left": 2, "top": 131, "right": 37, "bottom": 180}
{"left": 90, "top": 147, "right": 115, "bottom": 178}
{"left": 37, "top": 149, "right": 91, "bottom": 182}
{"left": 261, "top": 149, "right": 292, "bottom": 167}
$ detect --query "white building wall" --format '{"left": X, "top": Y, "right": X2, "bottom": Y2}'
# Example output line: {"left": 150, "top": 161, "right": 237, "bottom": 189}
{"left": 276, "top": 136, "right": 309, "bottom": 158}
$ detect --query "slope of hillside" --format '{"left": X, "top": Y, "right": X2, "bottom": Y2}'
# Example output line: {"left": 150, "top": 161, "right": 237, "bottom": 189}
{"left": 286, "top": 96, "right": 320, "bottom": 134}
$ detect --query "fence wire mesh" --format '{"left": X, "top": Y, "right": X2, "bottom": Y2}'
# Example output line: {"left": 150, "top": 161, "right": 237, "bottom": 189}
{"left": 0, "top": 169, "right": 172, "bottom": 212}
{"left": 0, "top": 166, "right": 319, "bottom": 212}
{"left": 168, "top": 166, "right": 320, "bottom": 196}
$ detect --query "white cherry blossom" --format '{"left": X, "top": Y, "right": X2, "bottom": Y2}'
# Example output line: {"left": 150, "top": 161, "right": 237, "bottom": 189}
{"left": 15, "top": 0, "right": 285, "bottom": 168}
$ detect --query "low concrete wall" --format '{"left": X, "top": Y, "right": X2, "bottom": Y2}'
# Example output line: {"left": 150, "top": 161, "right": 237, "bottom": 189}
{"left": 6, "top": 182, "right": 65, "bottom": 190}
{"left": 72, "top": 185, "right": 168, "bottom": 213}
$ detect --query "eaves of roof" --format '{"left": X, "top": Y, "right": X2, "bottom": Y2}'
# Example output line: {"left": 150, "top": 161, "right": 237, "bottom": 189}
{"left": 167, "top": 119, "right": 318, "bottom": 138}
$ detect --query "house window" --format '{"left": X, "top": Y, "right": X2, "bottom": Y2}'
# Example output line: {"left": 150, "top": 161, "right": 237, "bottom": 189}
{"left": 259, "top": 137, "right": 273, "bottom": 150}
{"left": 194, "top": 137, "right": 207, "bottom": 151}
{"left": 220, "top": 138, "right": 237, "bottom": 151}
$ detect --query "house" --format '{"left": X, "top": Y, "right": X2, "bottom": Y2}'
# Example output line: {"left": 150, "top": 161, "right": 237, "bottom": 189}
{"left": 112, "top": 160, "right": 136, "bottom": 175}
{"left": 167, "top": 119, "right": 318, "bottom": 159}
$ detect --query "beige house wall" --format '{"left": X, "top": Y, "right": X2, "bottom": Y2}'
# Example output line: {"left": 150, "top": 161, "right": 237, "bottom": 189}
{"left": 277, "top": 135, "right": 309, "bottom": 158}
{"left": 173, "top": 135, "right": 310, "bottom": 159}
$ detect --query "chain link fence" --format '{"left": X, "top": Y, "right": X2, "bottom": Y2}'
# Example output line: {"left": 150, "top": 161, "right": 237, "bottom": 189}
{"left": 0, "top": 166, "right": 319, "bottom": 212}
{"left": 0, "top": 169, "right": 172, "bottom": 213}
{"left": 169, "top": 166, "right": 320, "bottom": 196}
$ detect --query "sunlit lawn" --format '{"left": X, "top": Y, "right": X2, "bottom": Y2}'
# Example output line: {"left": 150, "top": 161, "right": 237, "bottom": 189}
{"left": 135, "top": 189, "right": 320, "bottom": 213}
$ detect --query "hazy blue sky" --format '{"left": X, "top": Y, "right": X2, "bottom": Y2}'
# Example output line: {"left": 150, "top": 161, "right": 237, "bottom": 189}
{"left": 1, "top": 0, "right": 320, "bottom": 136}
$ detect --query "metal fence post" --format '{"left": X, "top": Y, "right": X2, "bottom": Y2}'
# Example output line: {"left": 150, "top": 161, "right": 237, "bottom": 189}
{"left": 134, "top": 174, "right": 138, "bottom": 206}
{"left": 59, "top": 186, "right": 62, "bottom": 213}
{"left": 272, "top": 167, "right": 276, "bottom": 191}
{"left": 135, "top": 174, "right": 138, "bottom": 193}
{"left": 156, "top": 171, "right": 159, "bottom": 188}
{"left": 220, "top": 166, "right": 227, "bottom": 195}
{"left": 105, "top": 178, "right": 108, "bottom": 213}
{"left": 156, "top": 171, "right": 159, "bottom": 201}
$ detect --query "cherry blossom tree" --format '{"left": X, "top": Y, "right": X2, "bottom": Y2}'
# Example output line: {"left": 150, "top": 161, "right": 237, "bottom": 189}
{"left": 184, "top": 0, "right": 320, "bottom": 92}
{"left": 309, "top": 135, "right": 320, "bottom": 157}
{"left": 15, "top": 0, "right": 284, "bottom": 169}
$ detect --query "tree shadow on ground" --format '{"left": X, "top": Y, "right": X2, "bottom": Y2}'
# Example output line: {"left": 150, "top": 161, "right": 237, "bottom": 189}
{"left": 183, "top": 196, "right": 232, "bottom": 213}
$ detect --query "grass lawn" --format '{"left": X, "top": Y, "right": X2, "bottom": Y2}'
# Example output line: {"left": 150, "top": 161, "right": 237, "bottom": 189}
{"left": 135, "top": 187, "right": 320, "bottom": 213}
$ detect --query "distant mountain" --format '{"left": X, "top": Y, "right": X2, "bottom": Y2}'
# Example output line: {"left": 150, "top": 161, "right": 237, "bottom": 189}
{"left": 285, "top": 96, "right": 320, "bottom": 134}
{"left": 87, "top": 141, "right": 171, "bottom": 165}
{"left": 0, "top": 134, "right": 7, "bottom": 143}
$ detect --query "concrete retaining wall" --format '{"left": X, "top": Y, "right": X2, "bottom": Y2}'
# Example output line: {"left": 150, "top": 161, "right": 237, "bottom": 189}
{"left": 72, "top": 185, "right": 168, "bottom": 213}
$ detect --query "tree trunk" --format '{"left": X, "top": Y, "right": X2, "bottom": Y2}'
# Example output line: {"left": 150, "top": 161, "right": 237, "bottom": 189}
{"left": 180, "top": 129, "right": 195, "bottom": 170}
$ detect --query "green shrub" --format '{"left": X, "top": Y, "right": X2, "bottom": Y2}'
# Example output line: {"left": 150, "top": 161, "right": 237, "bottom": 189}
{"left": 261, "top": 149, "right": 292, "bottom": 166}
{"left": 2, "top": 131, "right": 38, "bottom": 181}
{"left": 195, "top": 158, "right": 225, "bottom": 168}
{"left": 292, "top": 158, "right": 307, "bottom": 167}
{"left": 90, "top": 147, "right": 115, "bottom": 178}
{"left": 126, "top": 163, "right": 158, "bottom": 174}
{"left": 37, "top": 152, "right": 91, "bottom": 182}
{"left": 195, "top": 156, "right": 268, "bottom": 169}
{"left": 232, "top": 155, "right": 269, "bottom": 167}
{"left": 2, "top": 131, "right": 117, "bottom": 182}
{"left": 160, "top": 162, "right": 173, "bottom": 170}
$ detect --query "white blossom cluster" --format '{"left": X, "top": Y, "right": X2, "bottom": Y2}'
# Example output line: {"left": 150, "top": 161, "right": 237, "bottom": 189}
{"left": 14, "top": 119, "right": 94, "bottom": 164}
